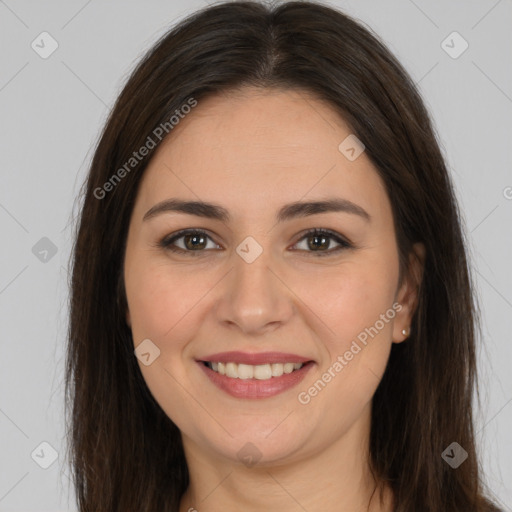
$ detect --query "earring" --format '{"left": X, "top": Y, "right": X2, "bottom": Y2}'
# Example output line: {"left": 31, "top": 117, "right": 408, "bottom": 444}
{"left": 401, "top": 327, "right": 409, "bottom": 337}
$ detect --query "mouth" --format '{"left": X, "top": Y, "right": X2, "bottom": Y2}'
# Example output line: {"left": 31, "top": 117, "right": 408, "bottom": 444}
{"left": 196, "top": 352, "right": 315, "bottom": 399}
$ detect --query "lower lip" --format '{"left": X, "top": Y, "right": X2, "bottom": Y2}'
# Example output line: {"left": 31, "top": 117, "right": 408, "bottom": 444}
{"left": 197, "top": 361, "right": 315, "bottom": 399}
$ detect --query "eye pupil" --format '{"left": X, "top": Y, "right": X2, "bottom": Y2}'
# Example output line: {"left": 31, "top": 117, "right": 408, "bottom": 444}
{"left": 185, "top": 233, "right": 207, "bottom": 250}
{"left": 309, "top": 234, "right": 329, "bottom": 251}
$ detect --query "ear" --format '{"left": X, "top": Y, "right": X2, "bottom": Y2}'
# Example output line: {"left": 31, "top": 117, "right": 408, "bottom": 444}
{"left": 392, "top": 242, "right": 425, "bottom": 343}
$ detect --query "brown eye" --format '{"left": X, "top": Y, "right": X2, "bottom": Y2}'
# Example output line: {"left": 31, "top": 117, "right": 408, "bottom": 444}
{"left": 160, "top": 229, "right": 220, "bottom": 255}
{"left": 292, "top": 228, "right": 352, "bottom": 256}
{"left": 307, "top": 233, "right": 330, "bottom": 251}
{"left": 182, "top": 232, "right": 207, "bottom": 250}
{"left": 159, "top": 227, "right": 352, "bottom": 257}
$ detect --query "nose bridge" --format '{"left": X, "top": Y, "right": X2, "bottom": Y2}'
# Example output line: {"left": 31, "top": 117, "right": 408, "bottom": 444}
{"left": 234, "top": 242, "right": 272, "bottom": 296}
{"left": 216, "top": 235, "right": 293, "bottom": 333}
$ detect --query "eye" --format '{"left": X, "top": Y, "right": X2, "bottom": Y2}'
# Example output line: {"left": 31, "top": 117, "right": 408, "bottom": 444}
{"left": 290, "top": 228, "right": 352, "bottom": 257}
{"left": 159, "top": 228, "right": 221, "bottom": 255}
{"left": 158, "top": 227, "right": 352, "bottom": 257}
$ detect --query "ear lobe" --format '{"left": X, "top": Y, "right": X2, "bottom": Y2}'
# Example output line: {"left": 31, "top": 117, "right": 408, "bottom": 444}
{"left": 392, "top": 242, "right": 426, "bottom": 343}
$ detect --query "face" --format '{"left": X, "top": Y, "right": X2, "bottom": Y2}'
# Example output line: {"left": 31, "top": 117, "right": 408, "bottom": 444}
{"left": 123, "top": 87, "right": 421, "bottom": 467}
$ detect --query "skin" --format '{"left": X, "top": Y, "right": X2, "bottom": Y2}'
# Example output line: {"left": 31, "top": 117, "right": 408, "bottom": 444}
{"left": 123, "top": 87, "right": 424, "bottom": 512}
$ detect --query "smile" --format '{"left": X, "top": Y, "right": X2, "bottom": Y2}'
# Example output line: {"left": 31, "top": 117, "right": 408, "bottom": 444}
{"left": 197, "top": 357, "right": 315, "bottom": 399}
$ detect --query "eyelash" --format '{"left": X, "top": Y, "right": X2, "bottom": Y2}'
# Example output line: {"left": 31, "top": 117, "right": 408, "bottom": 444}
{"left": 158, "top": 228, "right": 353, "bottom": 257}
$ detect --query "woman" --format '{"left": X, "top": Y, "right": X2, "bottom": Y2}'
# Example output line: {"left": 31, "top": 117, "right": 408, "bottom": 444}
{"left": 65, "top": 1, "right": 504, "bottom": 510}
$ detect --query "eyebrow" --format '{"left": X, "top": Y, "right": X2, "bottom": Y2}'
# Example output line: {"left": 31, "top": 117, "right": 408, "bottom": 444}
{"left": 143, "top": 197, "right": 371, "bottom": 223}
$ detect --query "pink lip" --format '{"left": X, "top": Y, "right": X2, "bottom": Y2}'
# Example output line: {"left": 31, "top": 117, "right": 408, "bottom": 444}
{"left": 198, "top": 351, "right": 312, "bottom": 365}
{"left": 197, "top": 360, "right": 315, "bottom": 399}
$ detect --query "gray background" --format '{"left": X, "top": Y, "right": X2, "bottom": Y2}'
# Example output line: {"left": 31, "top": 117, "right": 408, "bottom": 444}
{"left": 0, "top": 0, "right": 511, "bottom": 510}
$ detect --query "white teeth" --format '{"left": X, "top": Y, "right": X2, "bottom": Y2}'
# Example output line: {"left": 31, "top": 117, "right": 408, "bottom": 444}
{"left": 283, "top": 362, "right": 295, "bottom": 374}
{"left": 207, "top": 361, "right": 304, "bottom": 379}
{"left": 225, "top": 362, "right": 238, "bottom": 378}
{"left": 254, "top": 364, "right": 272, "bottom": 380}
{"left": 237, "top": 363, "right": 254, "bottom": 379}
{"left": 271, "top": 363, "right": 283, "bottom": 377}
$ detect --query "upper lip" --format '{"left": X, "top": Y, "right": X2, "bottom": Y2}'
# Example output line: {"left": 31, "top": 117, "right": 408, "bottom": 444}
{"left": 198, "top": 351, "right": 313, "bottom": 365}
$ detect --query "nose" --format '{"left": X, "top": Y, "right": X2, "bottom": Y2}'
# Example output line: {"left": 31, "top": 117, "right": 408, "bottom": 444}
{"left": 215, "top": 244, "right": 294, "bottom": 336}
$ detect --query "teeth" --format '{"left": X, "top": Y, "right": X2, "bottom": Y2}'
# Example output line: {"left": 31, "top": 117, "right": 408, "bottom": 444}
{"left": 238, "top": 363, "right": 254, "bottom": 379}
{"left": 271, "top": 363, "right": 283, "bottom": 377}
{"left": 283, "top": 362, "right": 295, "bottom": 374}
{"left": 254, "top": 364, "right": 272, "bottom": 380}
{"left": 225, "top": 362, "right": 238, "bottom": 378}
{"left": 207, "top": 361, "right": 304, "bottom": 379}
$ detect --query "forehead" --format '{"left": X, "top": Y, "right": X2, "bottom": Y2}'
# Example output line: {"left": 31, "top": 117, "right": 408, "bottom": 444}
{"left": 161, "top": 87, "right": 354, "bottom": 163}
{"left": 135, "top": 87, "right": 390, "bottom": 223}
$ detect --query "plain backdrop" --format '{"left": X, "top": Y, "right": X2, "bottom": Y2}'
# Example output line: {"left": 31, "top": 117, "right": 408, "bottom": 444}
{"left": 0, "top": 0, "right": 511, "bottom": 510}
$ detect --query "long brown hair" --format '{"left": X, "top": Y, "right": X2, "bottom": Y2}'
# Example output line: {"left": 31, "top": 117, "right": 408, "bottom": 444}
{"left": 65, "top": 1, "right": 503, "bottom": 510}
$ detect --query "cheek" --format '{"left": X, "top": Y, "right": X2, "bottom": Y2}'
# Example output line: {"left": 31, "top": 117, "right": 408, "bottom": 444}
{"left": 293, "top": 258, "right": 398, "bottom": 350}
{"left": 294, "top": 268, "right": 397, "bottom": 425}
{"left": 125, "top": 260, "right": 209, "bottom": 341}
{"left": 125, "top": 261, "right": 208, "bottom": 429}
{"left": 313, "top": 254, "right": 398, "bottom": 404}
